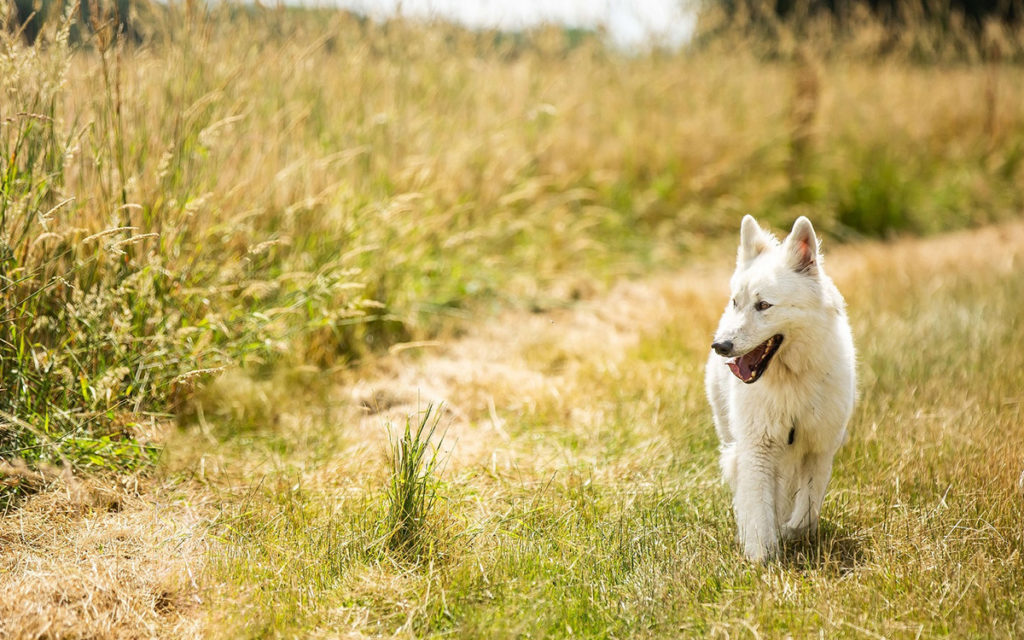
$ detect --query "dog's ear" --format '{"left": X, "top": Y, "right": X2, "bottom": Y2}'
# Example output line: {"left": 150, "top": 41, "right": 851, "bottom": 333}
{"left": 738, "top": 215, "right": 770, "bottom": 267}
{"left": 784, "top": 216, "right": 819, "bottom": 275}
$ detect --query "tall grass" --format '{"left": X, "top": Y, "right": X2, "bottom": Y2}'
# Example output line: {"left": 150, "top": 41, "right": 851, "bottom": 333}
{"left": 0, "top": 11, "right": 163, "bottom": 497}
{"left": 0, "top": 2, "right": 1023, "bottom": 490}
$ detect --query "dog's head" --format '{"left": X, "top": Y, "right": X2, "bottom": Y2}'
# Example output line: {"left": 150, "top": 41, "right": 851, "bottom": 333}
{"left": 710, "top": 215, "right": 825, "bottom": 383}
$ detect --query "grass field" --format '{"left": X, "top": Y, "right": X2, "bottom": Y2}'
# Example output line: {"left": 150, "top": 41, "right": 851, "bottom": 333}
{"left": 1, "top": 3, "right": 1024, "bottom": 638}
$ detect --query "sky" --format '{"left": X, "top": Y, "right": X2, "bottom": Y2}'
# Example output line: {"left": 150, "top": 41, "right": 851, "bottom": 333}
{"left": 294, "top": 0, "right": 697, "bottom": 49}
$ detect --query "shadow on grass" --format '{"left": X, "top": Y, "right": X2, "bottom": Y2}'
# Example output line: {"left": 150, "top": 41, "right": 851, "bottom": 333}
{"left": 778, "top": 519, "right": 866, "bottom": 574}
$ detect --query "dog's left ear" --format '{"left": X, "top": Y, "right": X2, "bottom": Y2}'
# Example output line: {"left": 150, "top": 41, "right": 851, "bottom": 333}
{"left": 784, "top": 216, "right": 819, "bottom": 275}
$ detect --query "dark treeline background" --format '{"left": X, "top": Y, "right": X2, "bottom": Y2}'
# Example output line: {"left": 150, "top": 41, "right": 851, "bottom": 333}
{"left": 9, "top": 0, "right": 132, "bottom": 43}
{"left": 724, "top": 0, "right": 1019, "bottom": 26}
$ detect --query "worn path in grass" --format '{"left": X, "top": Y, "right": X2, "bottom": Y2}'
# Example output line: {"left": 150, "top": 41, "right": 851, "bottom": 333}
{"left": 3, "top": 221, "right": 1024, "bottom": 638}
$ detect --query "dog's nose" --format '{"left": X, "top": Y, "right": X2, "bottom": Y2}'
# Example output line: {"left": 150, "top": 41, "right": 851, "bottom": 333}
{"left": 712, "top": 340, "right": 733, "bottom": 356}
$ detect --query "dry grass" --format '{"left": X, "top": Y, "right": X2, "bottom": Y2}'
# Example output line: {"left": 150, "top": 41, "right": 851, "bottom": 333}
{"left": 0, "top": 473, "right": 207, "bottom": 639}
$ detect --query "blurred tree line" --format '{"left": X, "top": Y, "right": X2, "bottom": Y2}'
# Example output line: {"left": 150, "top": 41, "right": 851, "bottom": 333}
{"left": 722, "top": 0, "right": 1020, "bottom": 28}
{"left": 704, "top": 0, "right": 1022, "bottom": 60}
{"left": 8, "top": 0, "right": 132, "bottom": 43}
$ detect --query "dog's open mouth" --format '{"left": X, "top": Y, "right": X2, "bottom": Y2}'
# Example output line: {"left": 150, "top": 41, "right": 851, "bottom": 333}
{"left": 727, "top": 334, "right": 784, "bottom": 384}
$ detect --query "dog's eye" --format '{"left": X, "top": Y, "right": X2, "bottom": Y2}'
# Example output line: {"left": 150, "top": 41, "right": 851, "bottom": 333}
{"left": 732, "top": 298, "right": 738, "bottom": 309}
{"left": 755, "top": 300, "right": 772, "bottom": 311}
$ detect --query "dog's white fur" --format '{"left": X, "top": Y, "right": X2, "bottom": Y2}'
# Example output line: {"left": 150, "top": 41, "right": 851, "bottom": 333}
{"left": 705, "top": 215, "right": 856, "bottom": 561}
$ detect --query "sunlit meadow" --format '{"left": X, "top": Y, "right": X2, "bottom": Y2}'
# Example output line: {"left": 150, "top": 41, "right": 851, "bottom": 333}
{"left": 0, "top": 2, "right": 1023, "bottom": 637}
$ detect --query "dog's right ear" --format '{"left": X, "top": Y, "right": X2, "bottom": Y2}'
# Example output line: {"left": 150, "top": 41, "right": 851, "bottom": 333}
{"left": 738, "top": 215, "right": 770, "bottom": 267}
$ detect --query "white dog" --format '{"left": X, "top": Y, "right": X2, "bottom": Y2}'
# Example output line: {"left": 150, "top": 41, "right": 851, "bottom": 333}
{"left": 705, "top": 215, "right": 856, "bottom": 561}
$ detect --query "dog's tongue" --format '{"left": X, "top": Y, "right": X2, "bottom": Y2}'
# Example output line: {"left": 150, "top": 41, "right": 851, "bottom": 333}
{"left": 727, "top": 356, "right": 753, "bottom": 382}
{"left": 726, "top": 342, "right": 767, "bottom": 382}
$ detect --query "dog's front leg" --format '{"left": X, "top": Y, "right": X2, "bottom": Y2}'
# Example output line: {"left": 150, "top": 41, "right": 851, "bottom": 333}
{"left": 784, "top": 451, "right": 835, "bottom": 538}
{"left": 733, "top": 442, "right": 780, "bottom": 562}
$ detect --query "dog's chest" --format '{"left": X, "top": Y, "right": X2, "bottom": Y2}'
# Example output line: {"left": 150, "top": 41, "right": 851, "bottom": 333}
{"left": 732, "top": 373, "right": 842, "bottom": 449}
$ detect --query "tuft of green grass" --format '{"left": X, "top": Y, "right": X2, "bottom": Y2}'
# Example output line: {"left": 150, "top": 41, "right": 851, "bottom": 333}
{"left": 383, "top": 404, "right": 447, "bottom": 556}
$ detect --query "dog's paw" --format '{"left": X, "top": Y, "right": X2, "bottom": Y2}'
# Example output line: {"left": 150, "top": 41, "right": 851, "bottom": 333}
{"left": 781, "top": 522, "right": 818, "bottom": 542}
{"left": 743, "top": 539, "right": 779, "bottom": 563}
{"left": 737, "top": 512, "right": 780, "bottom": 562}
{"left": 741, "top": 528, "right": 779, "bottom": 562}
{"left": 782, "top": 511, "right": 820, "bottom": 541}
